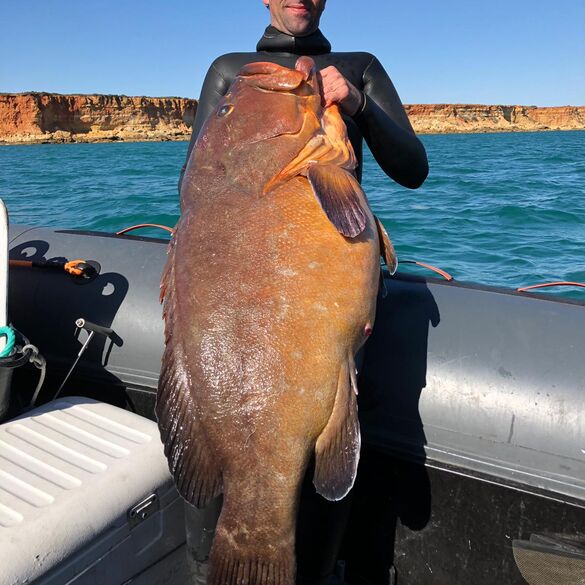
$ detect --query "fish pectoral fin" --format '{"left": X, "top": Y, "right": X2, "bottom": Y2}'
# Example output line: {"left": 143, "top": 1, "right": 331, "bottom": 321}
{"left": 306, "top": 164, "right": 367, "bottom": 238}
{"left": 374, "top": 215, "right": 398, "bottom": 275}
{"left": 313, "top": 357, "right": 361, "bottom": 501}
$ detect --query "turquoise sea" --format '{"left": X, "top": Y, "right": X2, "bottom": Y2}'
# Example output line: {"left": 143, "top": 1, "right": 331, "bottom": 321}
{"left": 0, "top": 131, "right": 584, "bottom": 298}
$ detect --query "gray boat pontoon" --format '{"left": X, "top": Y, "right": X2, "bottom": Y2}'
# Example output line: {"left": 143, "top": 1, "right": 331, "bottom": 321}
{"left": 1, "top": 222, "right": 584, "bottom": 585}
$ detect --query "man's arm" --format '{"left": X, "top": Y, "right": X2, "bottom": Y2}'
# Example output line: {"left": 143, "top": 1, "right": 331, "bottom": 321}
{"left": 179, "top": 61, "right": 231, "bottom": 193}
{"left": 354, "top": 56, "right": 428, "bottom": 189}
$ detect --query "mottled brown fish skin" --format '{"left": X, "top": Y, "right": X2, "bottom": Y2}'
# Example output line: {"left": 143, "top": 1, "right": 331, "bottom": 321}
{"left": 157, "top": 58, "right": 381, "bottom": 585}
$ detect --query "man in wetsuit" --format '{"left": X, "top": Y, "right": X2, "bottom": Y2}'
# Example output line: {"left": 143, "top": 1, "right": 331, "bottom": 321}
{"left": 180, "top": 0, "right": 428, "bottom": 193}
{"left": 180, "top": 2, "right": 428, "bottom": 584}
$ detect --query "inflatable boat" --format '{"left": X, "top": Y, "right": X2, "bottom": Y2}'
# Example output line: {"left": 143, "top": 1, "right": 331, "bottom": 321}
{"left": 0, "top": 218, "right": 584, "bottom": 585}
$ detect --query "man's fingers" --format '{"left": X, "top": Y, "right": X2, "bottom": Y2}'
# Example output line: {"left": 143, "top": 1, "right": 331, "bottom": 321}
{"left": 320, "top": 66, "right": 343, "bottom": 91}
{"left": 319, "top": 65, "right": 362, "bottom": 115}
{"left": 323, "top": 82, "right": 350, "bottom": 105}
{"left": 319, "top": 66, "right": 337, "bottom": 79}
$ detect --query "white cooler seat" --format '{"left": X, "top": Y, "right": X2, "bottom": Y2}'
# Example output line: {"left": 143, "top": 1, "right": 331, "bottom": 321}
{"left": 0, "top": 397, "right": 188, "bottom": 585}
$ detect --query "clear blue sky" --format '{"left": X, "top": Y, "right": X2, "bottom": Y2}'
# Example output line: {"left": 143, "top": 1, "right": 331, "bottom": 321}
{"left": 1, "top": 0, "right": 584, "bottom": 105}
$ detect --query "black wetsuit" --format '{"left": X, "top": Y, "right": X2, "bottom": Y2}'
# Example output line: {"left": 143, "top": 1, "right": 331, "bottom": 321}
{"left": 180, "top": 26, "right": 428, "bottom": 585}
{"left": 180, "top": 26, "right": 428, "bottom": 192}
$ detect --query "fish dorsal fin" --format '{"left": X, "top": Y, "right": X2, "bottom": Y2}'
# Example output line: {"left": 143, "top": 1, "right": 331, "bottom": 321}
{"left": 157, "top": 231, "right": 223, "bottom": 508}
{"left": 313, "top": 356, "right": 361, "bottom": 501}
{"left": 306, "top": 164, "right": 367, "bottom": 238}
{"left": 374, "top": 215, "right": 398, "bottom": 274}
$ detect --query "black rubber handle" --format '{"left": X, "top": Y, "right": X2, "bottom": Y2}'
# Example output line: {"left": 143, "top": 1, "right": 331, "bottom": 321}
{"left": 75, "top": 318, "right": 114, "bottom": 338}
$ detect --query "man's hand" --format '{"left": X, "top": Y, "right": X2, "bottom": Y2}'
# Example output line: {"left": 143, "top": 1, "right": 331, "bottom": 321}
{"left": 319, "top": 66, "right": 364, "bottom": 117}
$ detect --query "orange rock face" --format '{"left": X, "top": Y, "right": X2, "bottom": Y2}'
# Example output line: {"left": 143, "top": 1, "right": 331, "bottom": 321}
{"left": 404, "top": 104, "right": 585, "bottom": 134}
{"left": 1, "top": 94, "right": 583, "bottom": 144}
{"left": 0, "top": 93, "right": 197, "bottom": 144}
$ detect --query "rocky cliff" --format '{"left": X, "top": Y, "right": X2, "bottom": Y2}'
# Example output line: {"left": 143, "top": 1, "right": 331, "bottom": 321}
{"left": 405, "top": 104, "right": 585, "bottom": 134}
{"left": 0, "top": 93, "right": 197, "bottom": 144}
{"left": 1, "top": 94, "right": 583, "bottom": 144}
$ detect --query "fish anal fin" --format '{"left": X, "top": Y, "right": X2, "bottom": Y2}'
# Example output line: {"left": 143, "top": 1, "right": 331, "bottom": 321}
{"left": 374, "top": 215, "right": 398, "bottom": 274}
{"left": 306, "top": 164, "right": 367, "bottom": 238}
{"left": 156, "top": 238, "right": 222, "bottom": 508}
{"left": 313, "top": 358, "right": 361, "bottom": 501}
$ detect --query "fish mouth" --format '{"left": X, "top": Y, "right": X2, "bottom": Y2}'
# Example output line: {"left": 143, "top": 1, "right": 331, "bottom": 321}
{"left": 233, "top": 58, "right": 322, "bottom": 147}
{"left": 260, "top": 57, "right": 357, "bottom": 193}
{"left": 233, "top": 58, "right": 357, "bottom": 185}
{"left": 237, "top": 58, "right": 319, "bottom": 99}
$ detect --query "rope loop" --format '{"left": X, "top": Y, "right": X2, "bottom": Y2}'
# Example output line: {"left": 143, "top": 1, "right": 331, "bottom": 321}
{"left": 0, "top": 326, "right": 16, "bottom": 358}
{"left": 22, "top": 344, "right": 45, "bottom": 370}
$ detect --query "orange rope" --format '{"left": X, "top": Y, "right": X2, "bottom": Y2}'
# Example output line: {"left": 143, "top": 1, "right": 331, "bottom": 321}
{"left": 517, "top": 281, "right": 585, "bottom": 293}
{"left": 400, "top": 260, "right": 454, "bottom": 281}
{"left": 116, "top": 223, "right": 175, "bottom": 236}
{"left": 64, "top": 259, "right": 87, "bottom": 276}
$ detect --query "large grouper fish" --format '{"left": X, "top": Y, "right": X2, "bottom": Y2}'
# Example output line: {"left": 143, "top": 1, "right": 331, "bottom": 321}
{"left": 156, "top": 56, "right": 396, "bottom": 585}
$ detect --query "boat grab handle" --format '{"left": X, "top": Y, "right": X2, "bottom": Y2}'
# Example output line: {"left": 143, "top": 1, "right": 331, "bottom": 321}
{"left": 116, "top": 223, "right": 175, "bottom": 236}
{"left": 399, "top": 260, "right": 454, "bottom": 281}
{"left": 517, "top": 281, "right": 585, "bottom": 293}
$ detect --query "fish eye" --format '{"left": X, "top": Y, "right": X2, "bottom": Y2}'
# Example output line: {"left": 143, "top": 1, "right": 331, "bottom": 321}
{"left": 217, "top": 104, "right": 234, "bottom": 118}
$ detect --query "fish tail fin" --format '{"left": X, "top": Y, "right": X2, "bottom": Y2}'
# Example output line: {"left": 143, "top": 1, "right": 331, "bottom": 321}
{"left": 207, "top": 483, "right": 298, "bottom": 585}
{"left": 209, "top": 542, "right": 295, "bottom": 585}
{"left": 208, "top": 525, "right": 295, "bottom": 585}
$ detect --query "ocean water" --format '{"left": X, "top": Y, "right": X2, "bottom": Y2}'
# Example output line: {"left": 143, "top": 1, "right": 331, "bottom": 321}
{"left": 0, "top": 131, "right": 584, "bottom": 299}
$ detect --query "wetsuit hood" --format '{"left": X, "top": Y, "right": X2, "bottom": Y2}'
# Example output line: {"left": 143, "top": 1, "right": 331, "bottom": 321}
{"left": 256, "top": 25, "right": 331, "bottom": 55}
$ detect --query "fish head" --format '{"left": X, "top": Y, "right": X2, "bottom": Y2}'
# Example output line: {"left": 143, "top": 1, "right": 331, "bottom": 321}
{"left": 185, "top": 58, "right": 355, "bottom": 195}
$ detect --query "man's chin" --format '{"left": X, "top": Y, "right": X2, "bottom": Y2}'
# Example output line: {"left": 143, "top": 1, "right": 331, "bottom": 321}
{"left": 283, "top": 19, "right": 318, "bottom": 36}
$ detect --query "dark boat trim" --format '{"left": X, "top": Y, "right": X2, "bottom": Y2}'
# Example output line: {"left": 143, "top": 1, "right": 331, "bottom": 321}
{"left": 387, "top": 269, "right": 585, "bottom": 307}
{"left": 56, "top": 229, "right": 170, "bottom": 244}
